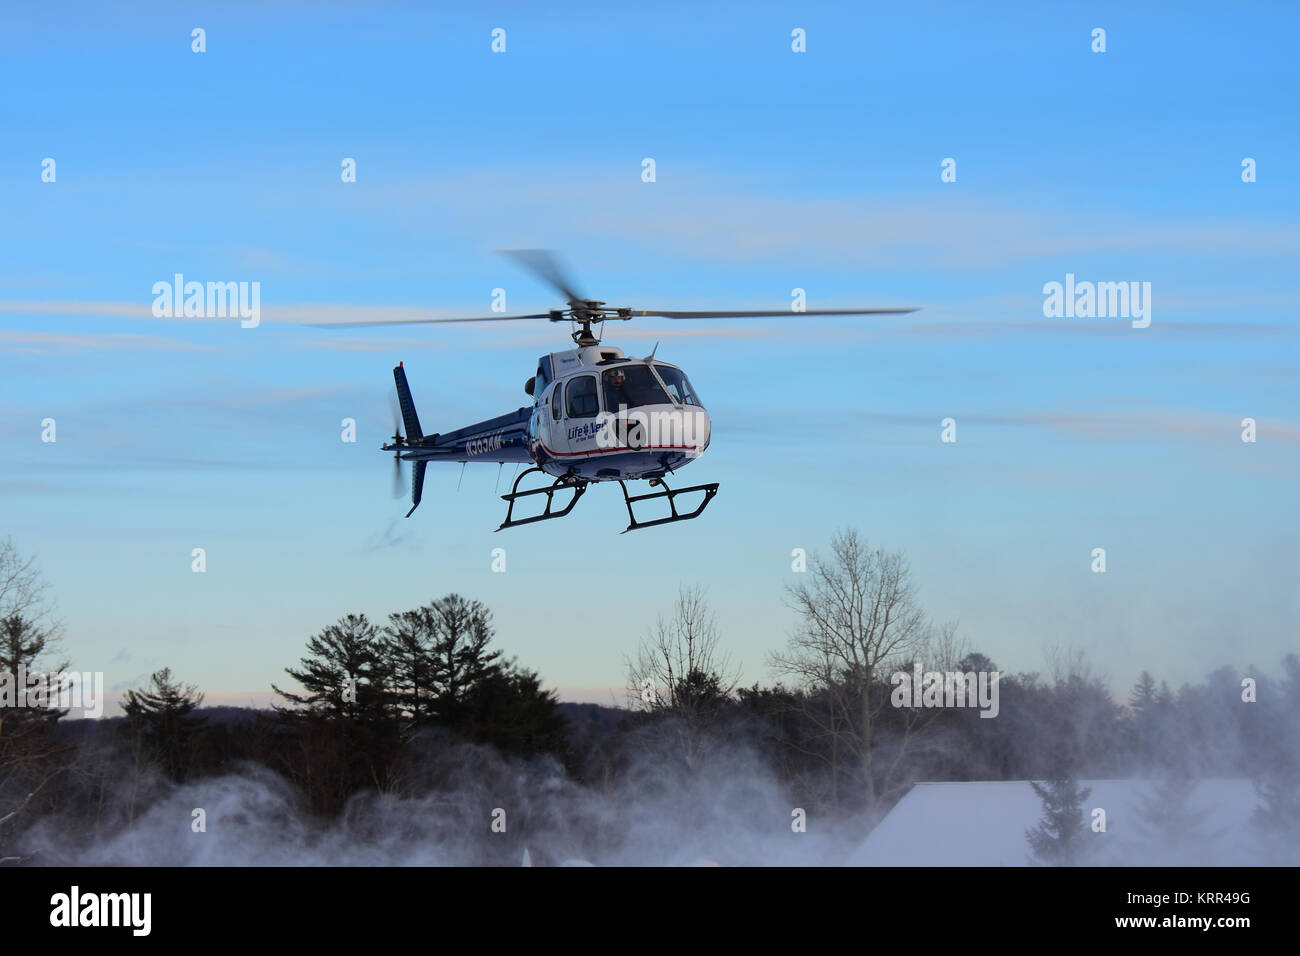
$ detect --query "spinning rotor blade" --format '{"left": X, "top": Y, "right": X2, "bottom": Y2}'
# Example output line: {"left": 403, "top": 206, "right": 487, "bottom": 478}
{"left": 306, "top": 313, "right": 553, "bottom": 329}
{"left": 630, "top": 307, "right": 919, "bottom": 319}
{"left": 500, "top": 249, "right": 587, "bottom": 308}
{"left": 391, "top": 455, "right": 405, "bottom": 499}
{"left": 389, "top": 392, "right": 403, "bottom": 433}
{"left": 302, "top": 245, "right": 919, "bottom": 332}
{"left": 389, "top": 394, "right": 406, "bottom": 499}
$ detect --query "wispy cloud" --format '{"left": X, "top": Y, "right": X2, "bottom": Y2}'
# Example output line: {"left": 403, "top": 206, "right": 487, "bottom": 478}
{"left": 726, "top": 402, "right": 1300, "bottom": 449}
{"left": 983, "top": 408, "right": 1300, "bottom": 446}
{"left": 342, "top": 169, "right": 1300, "bottom": 271}
{"left": 0, "top": 301, "right": 153, "bottom": 318}
{"left": 0, "top": 330, "right": 218, "bottom": 354}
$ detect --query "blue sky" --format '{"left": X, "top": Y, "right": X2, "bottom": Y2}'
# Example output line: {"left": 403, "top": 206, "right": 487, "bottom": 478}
{"left": 1, "top": 1, "right": 1296, "bottom": 710}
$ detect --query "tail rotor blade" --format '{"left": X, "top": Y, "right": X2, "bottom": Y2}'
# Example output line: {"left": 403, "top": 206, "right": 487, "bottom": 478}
{"left": 388, "top": 393, "right": 405, "bottom": 499}
{"left": 391, "top": 454, "right": 405, "bottom": 500}
{"left": 389, "top": 393, "right": 403, "bottom": 436}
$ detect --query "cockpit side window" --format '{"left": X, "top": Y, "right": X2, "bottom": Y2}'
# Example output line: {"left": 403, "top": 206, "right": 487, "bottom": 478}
{"left": 551, "top": 383, "right": 563, "bottom": 420}
{"left": 654, "top": 364, "right": 700, "bottom": 406}
{"left": 565, "top": 375, "right": 599, "bottom": 419}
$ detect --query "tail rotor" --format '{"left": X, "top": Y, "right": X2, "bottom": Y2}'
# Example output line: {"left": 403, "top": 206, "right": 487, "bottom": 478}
{"left": 388, "top": 394, "right": 406, "bottom": 499}
{"left": 390, "top": 362, "right": 428, "bottom": 517}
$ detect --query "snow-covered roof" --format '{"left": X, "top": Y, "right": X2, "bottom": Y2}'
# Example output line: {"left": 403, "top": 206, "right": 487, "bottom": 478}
{"left": 846, "top": 779, "right": 1262, "bottom": 866}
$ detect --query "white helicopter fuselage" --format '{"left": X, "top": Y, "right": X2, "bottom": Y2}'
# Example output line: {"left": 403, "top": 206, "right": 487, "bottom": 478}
{"left": 525, "top": 345, "right": 711, "bottom": 482}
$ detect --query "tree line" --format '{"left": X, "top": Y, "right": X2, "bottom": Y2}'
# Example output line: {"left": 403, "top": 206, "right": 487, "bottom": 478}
{"left": 1, "top": 531, "right": 1297, "bottom": 865}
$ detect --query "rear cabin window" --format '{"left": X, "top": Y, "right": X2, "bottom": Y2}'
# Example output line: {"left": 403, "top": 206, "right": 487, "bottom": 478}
{"left": 566, "top": 375, "right": 599, "bottom": 419}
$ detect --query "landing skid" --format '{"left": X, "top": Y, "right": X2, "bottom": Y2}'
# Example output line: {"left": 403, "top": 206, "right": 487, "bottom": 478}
{"left": 618, "top": 477, "right": 719, "bottom": 533}
{"left": 496, "top": 467, "right": 588, "bottom": 531}
{"left": 495, "top": 468, "right": 719, "bottom": 532}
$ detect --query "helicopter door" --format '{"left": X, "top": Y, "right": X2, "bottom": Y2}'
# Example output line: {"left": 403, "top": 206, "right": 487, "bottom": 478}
{"left": 557, "top": 374, "right": 601, "bottom": 456}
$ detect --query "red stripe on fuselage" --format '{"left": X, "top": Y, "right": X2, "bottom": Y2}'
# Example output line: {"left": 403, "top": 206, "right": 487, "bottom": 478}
{"left": 540, "top": 443, "right": 698, "bottom": 458}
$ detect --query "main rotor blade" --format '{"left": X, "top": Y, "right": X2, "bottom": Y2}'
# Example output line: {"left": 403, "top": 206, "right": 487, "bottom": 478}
{"left": 632, "top": 308, "right": 919, "bottom": 319}
{"left": 305, "top": 313, "right": 553, "bottom": 329}
{"left": 500, "top": 249, "right": 586, "bottom": 308}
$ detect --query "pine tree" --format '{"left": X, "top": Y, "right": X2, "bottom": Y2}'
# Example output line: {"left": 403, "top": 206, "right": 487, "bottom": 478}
{"left": 383, "top": 595, "right": 567, "bottom": 755}
{"left": 462, "top": 665, "right": 569, "bottom": 757}
{"left": 1025, "top": 773, "right": 1094, "bottom": 866}
{"left": 423, "top": 595, "right": 503, "bottom": 727}
{"left": 1130, "top": 671, "right": 1157, "bottom": 709}
{"left": 1, "top": 614, "right": 69, "bottom": 739}
{"left": 1248, "top": 654, "right": 1300, "bottom": 863}
{"left": 273, "top": 613, "right": 391, "bottom": 721}
{"left": 1128, "top": 670, "right": 1159, "bottom": 766}
{"left": 272, "top": 613, "right": 401, "bottom": 807}
{"left": 671, "top": 667, "right": 730, "bottom": 722}
{"left": 1251, "top": 761, "right": 1300, "bottom": 863}
{"left": 1135, "top": 763, "right": 1215, "bottom": 863}
{"left": 384, "top": 607, "right": 435, "bottom": 724}
{"left": 121, "top": 667, "right": 205, "bottom": 782}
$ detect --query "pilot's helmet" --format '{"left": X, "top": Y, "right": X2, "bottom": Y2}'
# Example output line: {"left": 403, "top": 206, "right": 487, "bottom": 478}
{"left": 609, "top": 368, "right": 626, "bottom": 386}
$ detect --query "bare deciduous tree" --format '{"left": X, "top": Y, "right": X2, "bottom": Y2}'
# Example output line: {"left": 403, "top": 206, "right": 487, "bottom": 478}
{"left": 0, "top": 538, "right": 69, "bottom": 862}
{"left": 0, "top": 536, "right": 65, "bottom": 679}
{"left": 625, "top": 586, "right": 740, "bottom": 773}
{"left": 627, "top": 585, "right": 738, "bottom": 715}
{"left": 770, "top": 529, "right": 937, "bottom": 812}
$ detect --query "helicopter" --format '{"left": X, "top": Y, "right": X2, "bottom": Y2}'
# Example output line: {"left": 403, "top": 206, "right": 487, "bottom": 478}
{"left": 314, "top": 251, "right": 916, "bottom": 533}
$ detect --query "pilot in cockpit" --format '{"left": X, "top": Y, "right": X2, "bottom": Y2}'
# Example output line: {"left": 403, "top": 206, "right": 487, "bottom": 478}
{"left": 605, "top": 367, "right": 631, "bottom": 411}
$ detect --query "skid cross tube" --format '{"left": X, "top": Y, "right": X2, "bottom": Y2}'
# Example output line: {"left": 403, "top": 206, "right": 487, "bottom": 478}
{"left": 497, "top": 467, "right": 588, "bottom": 531}
{"left": 618, "top": 477, "right": 719, "bottom": 533}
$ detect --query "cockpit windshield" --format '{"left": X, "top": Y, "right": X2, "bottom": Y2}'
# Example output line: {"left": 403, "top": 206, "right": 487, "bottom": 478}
{"left": 602, "top": 364, "right": 669, "bottom": 411}
{"left": 654, "top": 365, "right": 700, "bottom": 406}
